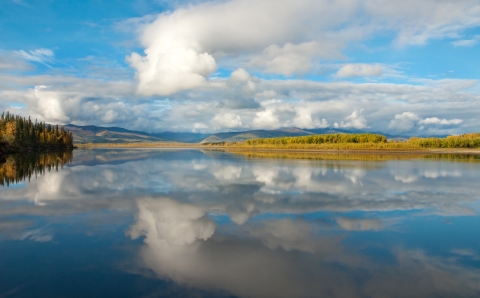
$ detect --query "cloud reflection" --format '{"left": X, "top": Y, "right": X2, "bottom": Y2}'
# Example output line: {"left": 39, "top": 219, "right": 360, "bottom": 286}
{"left": 129, "top": 197, "right": 480, "bottom": 298}
{"left": 1, "top": 149, "right": 480, "bottom": 297}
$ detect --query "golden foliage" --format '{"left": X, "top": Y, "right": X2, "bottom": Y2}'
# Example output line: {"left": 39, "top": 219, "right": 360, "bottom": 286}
{"left": 219, "top": 132, "right": 480, "bottom": 150}
{"left": 0, "top": 111, "right": 73, "bottom": 151}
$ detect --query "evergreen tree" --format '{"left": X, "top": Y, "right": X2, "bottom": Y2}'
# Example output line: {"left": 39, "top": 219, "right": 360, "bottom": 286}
{"left": 0, "top": 111, "right": 74, "bottom": 152}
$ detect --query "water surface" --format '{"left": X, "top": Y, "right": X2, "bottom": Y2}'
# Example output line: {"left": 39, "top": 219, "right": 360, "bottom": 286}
{"left": 1, "top": 149, "right": 480, "bottom": 297}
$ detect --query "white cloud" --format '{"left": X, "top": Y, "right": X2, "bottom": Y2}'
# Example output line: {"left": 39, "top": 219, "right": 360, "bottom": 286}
{"left": 292, "top": 107, "right": 329, "bottom": 129}
{"left": 389, "top": 112, "right": 464, "bottom": 133}
{"left": 128, "top": 48, "right": 217, "bottom": 96}
{"left": 1, "top": 70, "right": 479, "bottom": 134}
{"left": 451, "top": 35, "right": 480, "bottom": 47}
{"left": 1, "top": 0, "right": 479, "bottom": 136}
{"left": 336, "top": 64, "right": 383, "bottom": 78}
{"left": 193, "top": 122, "right": 208, "bottom": 132}
{"left": 16, "top": 48, "right": 54, "bottom": 65}
{"left": 248, "top": 42, "right": 342, "bottom": 75}
{"left": 335, "top": 109, "right": 368, "bottom": 129}
{"left": 228, "top": 68, "right": 251, "bottom": 83}
{"left": 211, "top": 113, "right": 243, "bottom": 129}
{"left": 34, "top": 86, "right": 70, "bottom": 122}
{"left": 418, "top": 117, "right": 463, "bottom": 125}
{"left": 0, "top": 50, "right": 32, "bottom": 71}
{"left": 389, "top": 112, "right": 421, "bottom": 132}
{"left": 128, "top": 0, "right": 480, "bottom": 96}
{"left": 252, "top": 106, "right": 282, "bottom": 129}
{"left": 102, "top": 110, "right": 118, "bottom": 123}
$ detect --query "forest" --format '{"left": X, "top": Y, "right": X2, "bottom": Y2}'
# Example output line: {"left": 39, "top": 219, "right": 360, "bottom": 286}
{"left": 0, "top": 112, "right": 73, "bottom": 154}
{"left": 244, "top": 133, "right": 387, "bottom": 145}
{"left": 224, "top": 133, "right": 480, "bottom": 150}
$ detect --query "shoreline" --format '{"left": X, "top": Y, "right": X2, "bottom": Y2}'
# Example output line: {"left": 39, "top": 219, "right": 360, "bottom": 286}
{"left": 74, "top": 143, "right": 480, "bottom": 155}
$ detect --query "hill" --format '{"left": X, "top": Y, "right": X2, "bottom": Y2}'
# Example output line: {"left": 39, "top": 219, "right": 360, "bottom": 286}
{"left": 66, "top": 124, "right": 409, "bottom": 144}
{"left": 65, "top": 124, "right": 163, "bottom": 144}
{"left": 199, "top": 127, "right": 407, "bottom": 143}
{"left": 65, "top": 124, "right": 210, "bottom": 144}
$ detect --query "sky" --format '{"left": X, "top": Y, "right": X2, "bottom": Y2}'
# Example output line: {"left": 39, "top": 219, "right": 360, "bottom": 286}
{"left": 1, "top": 0, "right": 480, "bottom": 135}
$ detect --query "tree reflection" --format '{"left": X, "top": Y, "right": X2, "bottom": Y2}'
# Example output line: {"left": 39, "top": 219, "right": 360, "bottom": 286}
{"left": 230, "top": 151, "right": 480, "bottom": 162}
{"left": 0, "top": 151, "right": 72, "bottom": 186}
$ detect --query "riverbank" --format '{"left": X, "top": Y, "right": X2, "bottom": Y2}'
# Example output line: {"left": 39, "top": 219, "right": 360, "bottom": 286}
{"left": 75, "top": 131, "right": 480, "bottom": 153}
{"left": 74, "top": 142, "right": 480, "bottom": 154}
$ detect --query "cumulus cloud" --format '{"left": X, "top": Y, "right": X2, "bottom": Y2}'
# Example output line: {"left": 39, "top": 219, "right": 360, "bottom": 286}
{"left": 418, "top": 117, "right": 463, "bottom": 125}
{"left": 128, "top": 0, "right": 480, "bottom": 96}
{"left": 336, "top": 64, "right": 383, "bottom": 78}
{"left": 335, "top": 109, "right": 368, "bottom": 129}
{"left": 33, "top": 86, "right": 70, "bottom": 122}
{"left": 211, "top": 113, "right": 243, "bottom": 129}
{"left": 389, "top": 112, "right": 463, "bottom": 133}
{"left": 389, "top": 112, "right": 421, "bottom": 132}
{"left": 292, "top": 107, "right": 329, "bottom": 129}
{"left": 228, "top": 68, "right": 251, "bottom": 83}
{"left": 0, "top": 0, "right": 479, "bottom": 134}
{"left": 2, "top": 72, "right": 478, "bottom": 134}
{"left": 128, "top": 48, "right": 217, "bottom": 96}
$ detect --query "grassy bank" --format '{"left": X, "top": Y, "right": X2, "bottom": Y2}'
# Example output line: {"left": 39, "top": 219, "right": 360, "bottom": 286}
{"left": 74, "top": 132, "right": 480, "bottom": 153}
{"left": 215, "top": 133, "right": 480, "bottom": 151}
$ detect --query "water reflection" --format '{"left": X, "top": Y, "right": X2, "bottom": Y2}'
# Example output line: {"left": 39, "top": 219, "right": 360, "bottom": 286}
{"left": 129, "top": 197, "right": 480, "bottom": 298}
{"left": 1, "top": 149, "right": 480, "bottom": 297}
{"left": 0, "top": 151, "right": 72, "bottom": 186}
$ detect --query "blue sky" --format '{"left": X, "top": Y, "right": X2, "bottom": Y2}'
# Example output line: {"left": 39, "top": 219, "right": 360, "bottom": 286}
{"left": 1, "top": 0, "right": 480, "bottom": 135}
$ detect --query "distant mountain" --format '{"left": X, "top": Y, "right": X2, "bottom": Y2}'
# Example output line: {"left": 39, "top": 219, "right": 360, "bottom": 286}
{"left": 153, "top": 131, "right": 210, "bottom": 143}
{"left": 199, "top": 127, "right": 409, "bottom": 143}
{"left": 65, "top": 124, "right": 210, "bottom": 144}
{"left": 200, "top": 128, "right": 314, "bottom": 143}
{"left": 65, "top": 124, "right": 163, "bottom": 144}
{"left": 65, "top": 124, "right": 409, "bottom": 144}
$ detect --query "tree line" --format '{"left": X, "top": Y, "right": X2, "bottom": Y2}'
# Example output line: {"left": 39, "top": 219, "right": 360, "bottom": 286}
{"left": 232, "top": 132, "right": 480, "bottom": 150}
{"left": 245, "top": 133, "right": 387, "bottom": 146}
{"left": 0, "top": 111, "right": 73, "bottom": 153}
{"left": 409, "top": 134, "right": 480, "bottom": 148}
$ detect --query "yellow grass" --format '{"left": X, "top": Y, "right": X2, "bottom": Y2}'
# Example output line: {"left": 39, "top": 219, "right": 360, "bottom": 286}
{"left": 223, "top": 142, "right": 425, "bottom": 150}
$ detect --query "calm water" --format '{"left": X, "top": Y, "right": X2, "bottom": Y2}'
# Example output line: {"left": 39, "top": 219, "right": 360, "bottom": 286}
{"left": 1, "top": 149, "right": 480, "bottom": 298}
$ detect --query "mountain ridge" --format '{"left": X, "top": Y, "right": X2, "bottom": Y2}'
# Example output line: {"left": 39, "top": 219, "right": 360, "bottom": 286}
{"left": 65, "top": 124, "right": 415, "bottom": 144}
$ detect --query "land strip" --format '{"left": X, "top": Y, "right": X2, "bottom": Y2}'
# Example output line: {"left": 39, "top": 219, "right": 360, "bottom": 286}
{"left": 74, "top": 142, "right": 480, "bottom": 154}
